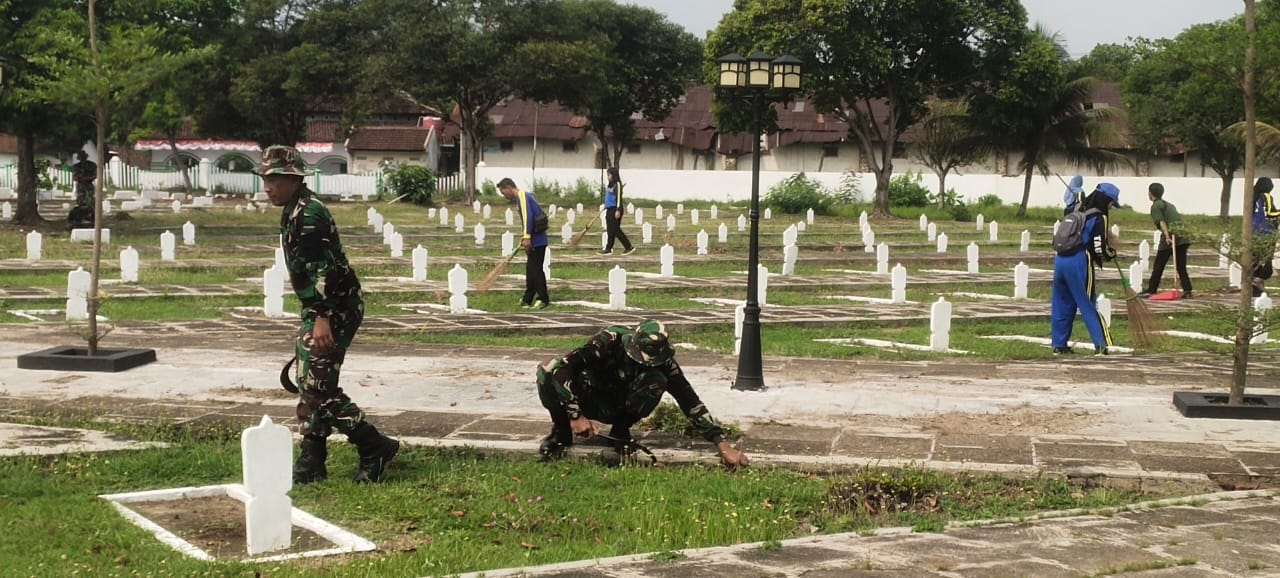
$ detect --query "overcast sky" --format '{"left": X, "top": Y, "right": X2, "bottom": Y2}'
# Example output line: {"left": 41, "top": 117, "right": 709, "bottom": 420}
{"left": 624, "top": 0, "right": 1243, "bottom": 57}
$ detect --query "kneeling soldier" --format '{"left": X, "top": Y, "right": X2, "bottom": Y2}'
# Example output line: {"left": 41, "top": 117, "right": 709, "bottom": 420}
{"left": 536, "top": 319, "right": 748, "bottom": 468}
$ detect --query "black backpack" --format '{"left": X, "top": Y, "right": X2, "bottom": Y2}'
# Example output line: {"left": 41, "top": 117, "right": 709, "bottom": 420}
{"left": 1053, "top": 207, "right": 1100, "bottom": 256}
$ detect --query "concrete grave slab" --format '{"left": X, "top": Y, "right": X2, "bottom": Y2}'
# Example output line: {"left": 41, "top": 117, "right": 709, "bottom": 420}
{"left": 833, "top": 433, "right": 933, "bottom": 460}
{"left": 0, "top": 423, "right": 165, "bottom": 456}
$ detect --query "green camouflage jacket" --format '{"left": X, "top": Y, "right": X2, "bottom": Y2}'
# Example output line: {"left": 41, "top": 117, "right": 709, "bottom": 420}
{"left": 548, "top": 325, "right": 725, "bottom": 443}
{"left": 279, "top": 187, "right": 362, "bottom": 320}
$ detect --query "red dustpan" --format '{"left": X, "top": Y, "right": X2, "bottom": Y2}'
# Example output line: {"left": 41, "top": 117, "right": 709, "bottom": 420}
{"left": 1150, "top": 290, "right": 1182, "bottom": 301}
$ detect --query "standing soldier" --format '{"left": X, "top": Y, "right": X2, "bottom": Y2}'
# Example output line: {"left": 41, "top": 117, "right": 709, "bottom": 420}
{"left": 536, "top": 319, "right": 749, "bottom": 468}
{"left": 69, "top": 151, "right": 97, "bottom": 226}
{"left": 259, "top": 145, "right": 399, "bottom": 484}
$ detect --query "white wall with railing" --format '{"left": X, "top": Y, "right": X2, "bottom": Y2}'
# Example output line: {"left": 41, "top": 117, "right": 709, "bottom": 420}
{"left": 478, "top": 166, "right": 1256, "bottom": 217}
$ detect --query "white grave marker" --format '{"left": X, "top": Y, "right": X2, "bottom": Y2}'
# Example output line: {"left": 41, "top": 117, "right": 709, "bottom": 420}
{"left": 864, "top": 229, "right": 876, "bottom": 253}
{"left": 976, "top": 214, "right": 984, "bottom": 231}
{"left": 927, "top": 222, "right": 937, "bottom": 241}
{"left": 757, "top": 264, "right": 770, "bottom": 307}
{"left": 930, "top": 297, "right": 953, "bottom": 352}
{"left": 182, "top": 221, "right": 196, "bottom": 246}
{"left": 691, "top": 209, "right": 700, "bottom": 226}
{"left": 710, "top": 205, "right": 718, "bottom": 220}
{"left": 371, "top": 212, "right": 384, "bottom": 234}
{"left": 1020, "top": 230, "right": 1031, "bottom": 252}
{"left": 967, "top": 242, "right": 979, "bottom": 274}
{"left": 263, "top": 265, "right": 286, "bottom": 318}
{"left": 738, "top": 214, "right": 746, "bottom": 232}
{"left": 160, "top": 230, "right": 176, "bottom": 261}
{"left": 696, "top": 230, "right": 709, "bottom": 255}
{"left": 241, "top": 415, "right": 293, "bottom": 556}
{"left": 560, "top": 223, "right": 574, "bottom": 244}
{"left": 891, "top": 263, "right": 907, "bottom": 303}
{"left": 472, "top": 199, "right": 481, "bottom": 213}
{"left": 919, "top": 214, "right": 928, "bottom": 231}
{"left": 171, "top": 199, "right": 182, "bottom": 213}
{"left": 391, "top": 232, "right": 404, "bottom": 257}
{"left": 782, "top": 244, "right": 798, "bottom": 276}
{"left": 1230, "top": 262, "right": 1243, "bottom": 288}
{"left": 1220, "top": 234, "right": 1230, "bottom": 269}
{"left": 1111, "top": 223, "right": 1120, "bottom": 238}
{"left": 1097, "top": 293, "right": 1112, "bottom": 326}
{"left": 483, "top": 204, "right": 491, "bottom": 220}
{"left": 609, "top": 266, "right": 627, "bottom": 311}
{"left": 655, "top": 204, "right": 664, "bottom": 220}
{"left": 1254, "top": 293, "right": 1273, "bottom": 344}
{"left": 642, "top": 222, "right": 653, "bottom": 244}
{"left": 26, "top": 230, "right": 41, "bottom": 260}
{"left": 718, "top": 223, "right": 728, "bottom": 243}
{"left": 660, "top": 244, "right": 675, "bottom": 276}
{"left": 66, "top": 267, "right": 90, "bottom": 321}
{"left": 764, "top": 207, "right": 772, "bottom": 220}
{"left": 121, "top": 246, "right": 139, "bottom": 283}
{"left": 543, "top": 246, "right": 553, "bottom": 281}
{"left": 676, "top": 203, "right": 684, "bottom": 215}
{"left": 734, "top": 304, "right": 745, "bottom": 356}
{"left": 796, "top": 220, "right": 806, "bottom": 232}
{"left": 1014, "top": 262, "right": 1029, "bottom": 299}
{"left": 474, "top": 223, "right": 486, "bottom": 245}
{"left": 383, "top": 222, "right": 394, "bottom": 245}
{"left": 440, "top": 207, "right": 449, "bottom": 226}
{"left": 1129, "top": 261, "right": 1145, "bottom": 290}
{"left": 1, "top": 201, "right": 11, "bottom": 220}
{"left": 1139, "top": 240, "right": 1151, "bottom": 269}
{"left": 448, "top": 264, "right": 468, "bottom": 314}
{"left": 412, "top": 245, "right": 428, "bottom": 282}
{"left": 666, "top": 215, "right": 676, "bottom": 231}
{"left": 501, "top": 231, "right": 514, "bottom": 256}
{"left": 937, "top": 232, "right": 949, "bottom": 253}
{"left": 877, "top": 243, "right": 889, "bottom": 275}
{"left": 505, "top": 208, "right": 514, "bottom": 226}
{"left": 989, "top": 221, "right": 999, "bottom": 242}
{"left": 806, "top": 208, "right": 815, "bottom": 225}
{"left": 634, "top": 208, "right": 644, "bottom": 226}
{"left": 566, "top": 208, "right": 577, "bottom": 225}
{"left": 454, "top": 213, "right": 465, "bottom": 233}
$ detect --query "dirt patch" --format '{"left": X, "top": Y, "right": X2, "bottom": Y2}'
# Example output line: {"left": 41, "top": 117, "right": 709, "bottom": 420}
{"left": 126, "top": 495, "right": 334, "bottom": 560}
{"left": 208, "top": 385, "right": 296, "bottom": 400}
{"left": 787, "top": 404, "right": 1102, "bottom": 438}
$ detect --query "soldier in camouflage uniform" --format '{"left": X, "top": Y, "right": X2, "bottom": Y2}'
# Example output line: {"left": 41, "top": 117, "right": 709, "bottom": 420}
{"left": 536, "top": 319, "right": 749, "bottom": 468}
{"left": 259, "top": 145, "right": 399, "bottom": 484}
{"left": 68, "top": 151, "right": 97, "bottom": 226}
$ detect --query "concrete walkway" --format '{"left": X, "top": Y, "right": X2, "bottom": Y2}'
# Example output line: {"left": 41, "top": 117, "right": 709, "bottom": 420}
{"left": 4, "top": 325, "right": 1280, "bottom": 577}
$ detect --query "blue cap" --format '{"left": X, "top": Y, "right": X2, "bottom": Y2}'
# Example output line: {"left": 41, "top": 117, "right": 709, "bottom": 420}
{"left": 1097, "top": 182, "right": 1121, "bottom": 207}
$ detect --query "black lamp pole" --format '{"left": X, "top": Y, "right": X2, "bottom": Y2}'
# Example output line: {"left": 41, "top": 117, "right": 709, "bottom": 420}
{"left": 718, "top": 51, "right": 801, "bottom": 392}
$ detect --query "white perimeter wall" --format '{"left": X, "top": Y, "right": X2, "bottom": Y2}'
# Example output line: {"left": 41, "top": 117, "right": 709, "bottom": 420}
{"left": 479, "top": 166, "right": 1251, "bottom": 217}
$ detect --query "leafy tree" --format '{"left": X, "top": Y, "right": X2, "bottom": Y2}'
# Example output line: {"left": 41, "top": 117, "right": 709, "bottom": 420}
{"left": 1072, "top": 42, "right": 1142, "bottom": 82}
{"left": 369, "top": 0, "right": 541, "bottom": 202}
{"left": 706, "top": 0, "right": 1027, "bottom": 218}
{"left": 912, "top": 99, "right": 988, "bottom": 207}
{"left": 1124, "top": 23, "right": 1251, "bottom": 220}
{"left": 972, "top": 26, "right": 1129, "bottom": 217}
{"left": 28, "top": 0, "right": 200, "bottom": 354}
{"left": 0, "top": 0, "right": 90, "bottom": 225}
{"left": 1233, "top": 0, "right": 1263, "bottom": 405}
{"left": 546, "top": 0, "right": 702, "bottom": 170}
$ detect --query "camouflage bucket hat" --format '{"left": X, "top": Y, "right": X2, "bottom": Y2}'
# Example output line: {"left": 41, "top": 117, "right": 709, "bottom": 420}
{"left": 624, "top": 319, "right": 674, "bottom": 366}
{"left": 257, "top": 145, "right": 308, "bottom": 177}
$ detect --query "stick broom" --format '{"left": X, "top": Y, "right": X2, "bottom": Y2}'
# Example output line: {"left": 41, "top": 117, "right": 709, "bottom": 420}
{"left": 569, "top": 211, "right": 602, "bottom": 248}
{"left": 477, "top": 248, "right": 520, "bottom": 293}
{"left": 1111, "top": 259, "right": 1163, "bottom": 348}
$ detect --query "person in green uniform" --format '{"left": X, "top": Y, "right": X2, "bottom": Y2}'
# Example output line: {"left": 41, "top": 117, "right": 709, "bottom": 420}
{"left": 536, "top": 319, "right": 749, "bottom": 468}
{"left": 259, "top": 145, "right": 399, "bottom": 484}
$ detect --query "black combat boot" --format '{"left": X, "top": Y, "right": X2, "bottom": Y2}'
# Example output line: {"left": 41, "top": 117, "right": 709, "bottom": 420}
{"left": 539, "top": 419, "right": 573, "bottom": 461}
{"left": 347, "top": 423, "right": 399, "bottom": 483}
{"left": 608, "top": 423, "right": 633, "bottom": 454}
{"left": 293, "top": 435, "right": 328, "bottom": 484}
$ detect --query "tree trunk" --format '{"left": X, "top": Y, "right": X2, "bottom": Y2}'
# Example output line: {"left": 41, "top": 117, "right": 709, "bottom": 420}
{"left": 169, "top": 134, "right": 192, "bottom": 195}
{"left": 1231, "top": 0, "right": 1259, "bottom": 406}
{"left": 1017, "top": 168, "right": 1033, "bottom": 218}
{"left": 87, "top": 0, "right": 103, "bottom": 356}
{"left": 459, "top": 128, "right": 476, "bottom": 203}
{"left": 872, "top": 166, "right": 891, "bottom": 217}
{"left": 936, "top": 169, "right": 949, "bottom": 208}
{"left": 13, "top": 132, "right": 43, "bottom": 225}
{"left": 1219, "top": 174, "right": 1234, "bottom": 222}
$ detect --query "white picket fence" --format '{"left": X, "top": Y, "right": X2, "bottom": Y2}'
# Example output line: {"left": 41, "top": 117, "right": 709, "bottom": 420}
{"left": 0, "top": 161, "right": 383, "bottom": 200}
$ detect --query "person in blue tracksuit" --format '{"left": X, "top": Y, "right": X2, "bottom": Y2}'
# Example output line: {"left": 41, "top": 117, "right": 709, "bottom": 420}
{"left": 1062, "top": 175, "right": 1084, "bottom": 215}
{"left": 1251, "top": 177, "right": 1280, "bottom": 297}
{"left": 498, "top": 177, "right": 551, "bottom": 308}
{"left": 1051, "top": 183, "right": 1120, "bottom": 355}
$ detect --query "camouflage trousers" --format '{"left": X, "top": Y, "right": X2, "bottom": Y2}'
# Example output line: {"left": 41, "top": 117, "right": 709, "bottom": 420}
{"left": 294, "top": 307, "right": 364, "bottom": 438}
{"left": 74, "top": 182, "right": 94, "bottom": 208}
{"left": 535, "top": 358, "right": 666, "bottom": 428}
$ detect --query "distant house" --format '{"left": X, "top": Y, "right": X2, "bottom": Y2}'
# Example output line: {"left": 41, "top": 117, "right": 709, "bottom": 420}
{"left": 346, "top": 118, "right": 446, "bottom": 174}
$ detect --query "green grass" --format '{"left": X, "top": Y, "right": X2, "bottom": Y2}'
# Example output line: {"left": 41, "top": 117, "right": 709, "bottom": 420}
{"left": 0, "top": 416, "right": 1159, "bottom": 577}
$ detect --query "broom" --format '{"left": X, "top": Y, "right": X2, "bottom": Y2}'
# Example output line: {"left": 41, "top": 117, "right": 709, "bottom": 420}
{"left": 1111, "top": 259, "right": 1163, "bottom": 348}
{"left": 476, "top": 247, "right": 520, "bottom": 293}
{"left": 569, "top": 211, "right": 602, "bottom": 248}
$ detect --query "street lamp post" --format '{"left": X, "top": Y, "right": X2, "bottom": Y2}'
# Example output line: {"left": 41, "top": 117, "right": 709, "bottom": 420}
{"left": 717, "top": 51, "right": 802, "bottom": 391}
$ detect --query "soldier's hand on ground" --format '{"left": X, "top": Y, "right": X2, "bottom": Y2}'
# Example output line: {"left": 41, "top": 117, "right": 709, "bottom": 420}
{"left": 570, "top": 415, "right": 597, "bottom": 438}
{"left": 717, "top": 442, "right": 749, "bottom": 469}
{"left": 311, "top": 316, "right": 335, "bottom": 355}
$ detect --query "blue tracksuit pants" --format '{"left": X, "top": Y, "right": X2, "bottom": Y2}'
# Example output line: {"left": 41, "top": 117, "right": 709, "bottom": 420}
{"left": 1051, "top": 251, "right": 1113, "bottom": 350}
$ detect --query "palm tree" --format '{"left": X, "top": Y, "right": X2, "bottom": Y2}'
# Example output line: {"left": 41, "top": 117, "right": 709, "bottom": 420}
{"left": 973, "top": 27, "right": 1130, "bottom": 217}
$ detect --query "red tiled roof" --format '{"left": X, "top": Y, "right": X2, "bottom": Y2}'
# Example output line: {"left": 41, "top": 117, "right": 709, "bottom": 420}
{"left": 346, "top": 126, "right": 430, "bottom": 152}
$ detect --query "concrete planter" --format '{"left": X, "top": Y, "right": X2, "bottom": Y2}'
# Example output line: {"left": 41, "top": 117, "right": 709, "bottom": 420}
{"left": 1173, "top": 391, "right": 1280, "bottom": 421}
{"left": 17, "top": 345, "right": 156, "bottom": 373}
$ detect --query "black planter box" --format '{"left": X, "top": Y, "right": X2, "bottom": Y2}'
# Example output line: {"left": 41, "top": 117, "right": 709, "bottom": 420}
{"left": 1173, "top": 391, "right": 1280, "bottom": 421}
{"left": 17, "top": 345, "right": 157, "bottom": 373}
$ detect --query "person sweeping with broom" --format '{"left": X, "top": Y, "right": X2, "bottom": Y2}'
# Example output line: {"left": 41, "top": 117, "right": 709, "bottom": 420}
{"left": 498, "top": 177, "right": 551, "bottom": 309}
{"left": 1139, "top": 182, "right": 1193, "bottom": 300}
{"left": 1051, "top": 183, "right": 1122, "bottom": 355}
